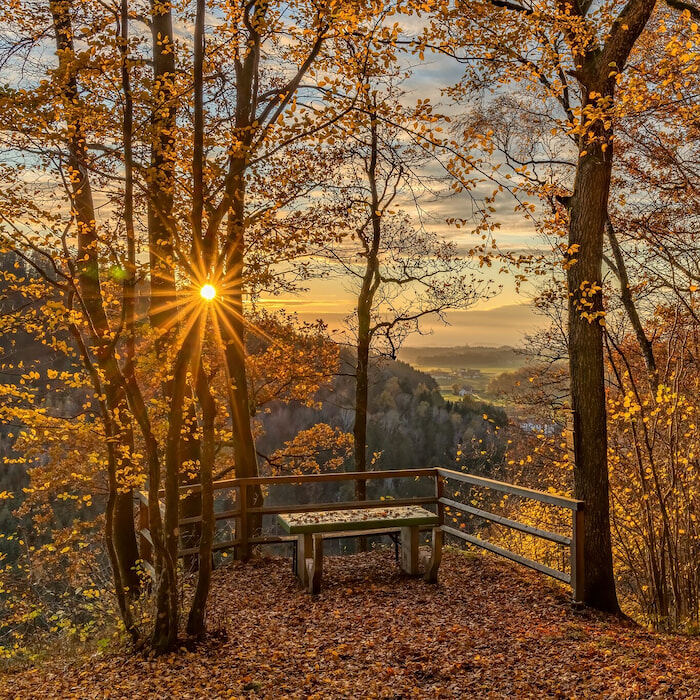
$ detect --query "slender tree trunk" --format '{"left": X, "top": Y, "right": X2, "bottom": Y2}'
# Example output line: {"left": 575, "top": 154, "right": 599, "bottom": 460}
{"left": 181, "top": 0, "right": 206, "bottom": 577}
{"left": 147, "top": 0, "right": 182, "bottom": 651}
{"left": 567, "top": 88, "right": 620, "bottom": 613}
{"left": 353, "top": 325, "right": 370, "bottom": 492}
{"left": 605, "top": 219, "right": 658, "bottom": 389}
{"left": 50, "top": 0, "right": 140, "bottom": 602}
{"left": 116, "top": 0, "right": 142, "bottom": 597}
{"left": 223, "top": 176, "right": 263, "bottom": 558}
{"left": 147, "top": 0, "right": 177, "bottom": 331}
{"left": 352, "top": 117, "right": 382, "bottom": 551}
{"left": 187, "top": 358, "right": 216, "bottom": 637}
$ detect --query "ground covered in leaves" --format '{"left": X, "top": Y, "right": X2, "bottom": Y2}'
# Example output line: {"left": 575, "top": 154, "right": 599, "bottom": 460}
{"left": 4, "top": 549, "right": 699, "bottom": 698}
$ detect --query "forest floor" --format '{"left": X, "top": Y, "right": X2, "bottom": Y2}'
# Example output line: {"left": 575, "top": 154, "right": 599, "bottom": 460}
{"left": 3, "top": 548, "right": 700, "bottom": 699}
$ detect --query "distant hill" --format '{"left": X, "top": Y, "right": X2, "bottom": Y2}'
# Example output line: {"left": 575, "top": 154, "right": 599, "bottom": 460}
{"left": 257, "top": 349, "right": 508, "bottom": 474}
{"left": 398, "top": 344, "right": 526, "bottom": 371}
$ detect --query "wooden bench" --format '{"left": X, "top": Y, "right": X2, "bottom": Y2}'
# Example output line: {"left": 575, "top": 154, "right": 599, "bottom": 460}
{"left": 277, "top": 506, "right": 443, "bottom": 593}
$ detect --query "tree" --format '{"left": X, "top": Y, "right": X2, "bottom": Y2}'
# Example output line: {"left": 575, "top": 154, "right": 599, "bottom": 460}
{"left": 0, "top": 0, "right": 379, "bottom": 650}
{"left": 419, "top": 0, "right": 700, "bottom": 612}
{"left": 318, "top": 77, "right": 488, "bottom": 497}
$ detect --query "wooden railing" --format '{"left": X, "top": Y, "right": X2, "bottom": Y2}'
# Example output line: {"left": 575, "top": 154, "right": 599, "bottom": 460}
{"left": 137, "top": 466, "right": 584, "bottom": 602}
{"left": 435, "top": 468, "right": 584, "bottom": 603}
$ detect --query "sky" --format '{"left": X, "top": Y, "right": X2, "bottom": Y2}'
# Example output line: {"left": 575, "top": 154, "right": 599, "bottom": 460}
{"left": 255, "top": 29, "right": 551, "bottom": 349}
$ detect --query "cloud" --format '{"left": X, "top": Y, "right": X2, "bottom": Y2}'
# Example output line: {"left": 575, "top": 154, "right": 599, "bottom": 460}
{"left": 293, "top": 302, "right": 547, "bottom": 348}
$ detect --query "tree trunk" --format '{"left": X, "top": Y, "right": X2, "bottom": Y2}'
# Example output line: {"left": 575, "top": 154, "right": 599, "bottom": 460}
{"left": 187, "top": 358, "right": 216, "bottom": 637}
{"left": 223, "top": 175, "right": 263, "bottom": 558}
{"left": 567, "top": 107, "right": 620, "bottom": 613}
{"left": 147, "top": 0, "right": 182, "bottom": 652}
{"left": 50, "top": 0, "right": 140, "bottom": 601}
{"left": 354, "top": 316, "right": 370, "bottom": 498}
{"left": 113, "top": 489, "right": 140, "bottom": 595}
{"left": 352, "top": 115, "right": 382, "bottom": 552}
{"left": 605, "top": 220, "right": 658, "bottom": 390}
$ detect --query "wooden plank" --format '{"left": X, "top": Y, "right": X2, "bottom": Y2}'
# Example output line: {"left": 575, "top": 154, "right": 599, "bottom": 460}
{"left": 138, "top": 501, "right": 152, "bottom": 564}
{"left": 248, "top": 526, "right": 433, "bottom": 545}
{"left": 306, "top": 534, "right": 323, "bottom": 594}
{"left": 138, "top": 528, "right": 153, "bottom": 547}
{"left": 179, "top": 508, "right": 240, "bottom": 526}
{"left": 400, "top": 526, "right": 420, "bottom": 575}
{"left": 298, "top": 533, "right": 312, "bottom": 587}
{"left": 571, "top": 506, "right": 585, "bottom": 603}
{"left": 176, "top": 468, "right": 438, "bottom": 494}
{"left": 278, "top": 506, "right": 439, "bottom": 535}
{"left": 177, "top": 525, "right": 436, "bottom": 557}
{"left": 424, "top": 527, "right": 443, "bottom": 584}
{"left": 439, "top": 497, "right": 571, "bottom": 546}
{"left": 179, "top": 538, "right": 242, "bottom": 557}
{"left": 251, "top": 496, "right": 436, "bottom": 517}
{"left": 437, "top": 468, "right": 583, "bottom": 511}
{"left": 247, "top": 534, "right": 295, "bottom": 545}
{"left": 239, "top": 483, "right": 249, "bottom": 559}
{"left": 435, "top": 475, "right": 445, "bottom": 527}
{"left": 441, "top": 525, "right": 571, "bottom": 584}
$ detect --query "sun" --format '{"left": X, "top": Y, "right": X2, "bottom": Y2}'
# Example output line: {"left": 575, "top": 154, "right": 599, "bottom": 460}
{"left": 200, "top": 283, "right": 217, "bottom": 301}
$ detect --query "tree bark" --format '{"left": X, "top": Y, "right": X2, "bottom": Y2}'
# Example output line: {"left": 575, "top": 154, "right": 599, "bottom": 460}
{"left": 567, "top": 95, "right": 620, "bottom": 614}
{"left": 352, "top": 117, "right": 383, "bottom": 551}
{"left": 223, "top": 182, "right": 263, "bottom": 557}
{"left": 186, "top": 358, "right": 216, "bottom": 637}
{"left": 147, "top": 0, "right": 182, "bottom": 651}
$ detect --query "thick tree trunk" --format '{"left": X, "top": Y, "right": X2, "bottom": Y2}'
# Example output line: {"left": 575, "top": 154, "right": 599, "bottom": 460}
{"left": 567, "top": 120, "right": 620, "bottom": 613}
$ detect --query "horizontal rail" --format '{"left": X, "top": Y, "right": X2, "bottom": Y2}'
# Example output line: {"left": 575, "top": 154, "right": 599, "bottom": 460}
{"left": 176, "top": 468, "right": 438, "bottom": 494}
{"left": 439, "top": 497, "right": 571, "bottom": 546}
{"left": 180, "top": 508, "right": 240, "bottom": 526}
{"left": 180, "top": 538, "right": 242, "bottom": 557}
{"left": 441, "top": 525, "right": 571, "bottom": 584}
{"left": 437, "top": 468, "right": 583, "bottom": 511}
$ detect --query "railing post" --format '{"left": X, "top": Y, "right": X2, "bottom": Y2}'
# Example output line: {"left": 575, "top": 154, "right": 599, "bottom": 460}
{"left": 238, "top": 483, "right": 249, "bottom": 560}
{"left": 571, "top": 504, "right": 585, "bottom": 604}
{"left": 137, "top": 493, "right": 152, "bottom": 565}
{"left": 435, "top": 471, "right": 444, "bottom": 526}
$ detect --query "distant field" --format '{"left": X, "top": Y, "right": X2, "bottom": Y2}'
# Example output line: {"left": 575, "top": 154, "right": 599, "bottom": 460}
{"left": 399, "top": 344, "right": 526, "bottom": 370}
{"left": 398, "top": 345, "right": 529, "bottom": 399}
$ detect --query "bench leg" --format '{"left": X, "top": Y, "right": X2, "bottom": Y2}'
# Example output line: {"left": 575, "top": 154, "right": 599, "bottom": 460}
{"left": 297, "top": 533, "right": 312, "bottom": 587}
{"left": 400, "top": 526, "right": 420, "bottom": 575}
{"left": 306, "top": 534, "right": 323, "bottom": 594}
{"left": 424, "top": 527, "right": 443, "bottom": 584}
